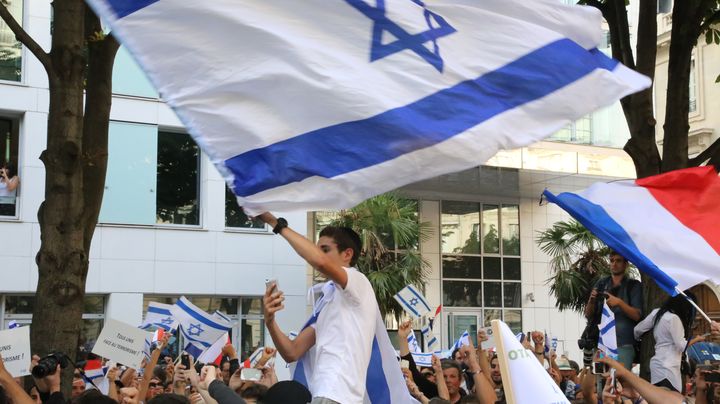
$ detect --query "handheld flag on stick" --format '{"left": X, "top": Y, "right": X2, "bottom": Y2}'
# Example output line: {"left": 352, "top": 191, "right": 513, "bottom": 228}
{"left": 428, "top": 305, "right": 442, "bottom": 330}
{"left": 171, "top": 297, "right": 231, "bottom": 358}
{"left": 394, "top": 285, "right": 432, "bottom": 319}
{"left": 598, "top": 302, "right": 618, "bottom": 359}
{"left": 85, "top": 0, "right": 650, "bottom": 215}
{"left": 421, "top": 325, "right": 438, "bottom": 352}
{"left": 492, "top": 320, "right": 570, "bottom": 404}
{"left": 140, "top": 302, "right": 178, "bottom": 331}
{"left": 544, "top": 166, "right": 720, "bottom": 299}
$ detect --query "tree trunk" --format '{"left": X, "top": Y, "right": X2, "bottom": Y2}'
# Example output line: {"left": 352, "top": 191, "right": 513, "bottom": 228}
{"left": 30, "top": 0, "right": 118, "bottom": 395}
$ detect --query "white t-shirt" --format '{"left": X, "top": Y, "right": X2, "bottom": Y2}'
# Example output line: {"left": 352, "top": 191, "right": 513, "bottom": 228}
{"left": 310, "top": 267, "right": 378, "bottom": 404}
{"left": 634, "top": 308, "right": 686, "bottom": 392}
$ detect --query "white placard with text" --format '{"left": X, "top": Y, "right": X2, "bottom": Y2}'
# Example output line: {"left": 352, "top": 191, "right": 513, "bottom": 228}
{"left": 92, "top": 319, "right": 147, "bottom": 369}
{"left": 0, "top": 326, "right": 32, "bottom": 377}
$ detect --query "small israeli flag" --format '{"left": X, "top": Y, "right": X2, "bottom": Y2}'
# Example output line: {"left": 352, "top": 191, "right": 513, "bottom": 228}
{"left": 453, "top": 330, "right": 471, "bottom": 350}
{"left": 408, "top": 331, "right": 421, "bottom": 354}
{"left": 422, "top": 326, "right": 438, "bottom": 351}
{"left": 394, "top": 285, "right": 432, "bottom": 319}
{"left": 598, "top": 302, "right": 618, "bottom": 358}
{"left": 140, "top": 302, "right": 179, "bottom": 331}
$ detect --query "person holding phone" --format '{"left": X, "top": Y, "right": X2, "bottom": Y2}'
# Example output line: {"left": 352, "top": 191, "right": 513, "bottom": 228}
{"left": 0, "top": 163, "right": 19, "bottom": 216}
{"left": 258, "top": 212, "right": 385, "bottom": 404}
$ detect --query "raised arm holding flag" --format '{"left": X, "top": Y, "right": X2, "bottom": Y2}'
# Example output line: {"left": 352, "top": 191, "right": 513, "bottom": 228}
{"left": 258, "top": 213, "right": 416, "bottom": 403}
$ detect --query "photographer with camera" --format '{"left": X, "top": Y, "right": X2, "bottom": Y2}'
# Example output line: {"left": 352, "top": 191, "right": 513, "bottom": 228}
{"left": 30, "top": 353, "right": 70, "bottom": 404}
{"left": 583, "top": 251, "right": 642, "bottom": 371}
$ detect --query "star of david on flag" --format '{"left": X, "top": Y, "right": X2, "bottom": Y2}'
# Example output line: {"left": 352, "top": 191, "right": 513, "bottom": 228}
{"left": 86, "top": 0, "right": 650, "bottom": 216}
{"left": 394, "top": 285, "right": 431, "bottom": 319}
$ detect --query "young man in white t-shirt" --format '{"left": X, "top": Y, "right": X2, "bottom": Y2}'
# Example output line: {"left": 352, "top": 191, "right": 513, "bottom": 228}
{"left": 258, "top": 212, "right": 379, "bottom": 404}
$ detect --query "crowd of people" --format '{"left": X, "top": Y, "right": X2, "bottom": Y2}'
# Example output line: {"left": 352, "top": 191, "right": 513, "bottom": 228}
{"left": 1, "top": 215, "right": 719, "bottom": 404}
{"left": 0, "top": 333, "right": 312, "bottom": 404}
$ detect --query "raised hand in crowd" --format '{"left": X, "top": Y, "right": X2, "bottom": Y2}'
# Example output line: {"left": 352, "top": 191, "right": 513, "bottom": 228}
{"left": 119, "top": 387, "right": 140, "bottom": 404}
{"left": 398, "top": 320, "right": 412, "bottom": 356}
{"left": 595, "top": 352, "right": 682, "bottom": 404}
{"left": 139, "top": 331, "right": 172, "bottom": 401}
{"left": 460, "top": 342, "right": 497, "bottom": 403}
{"left": 0, "top": 355, "right": 35, "bottom": 404}
{"left": 256, "top": 346, "right": 277, "bottom": 369}
{"left": 106, "top": 365, "right": 121, "bottom": 401}
{"left": 432, "top": 354, "right": 450, "bottom": 401}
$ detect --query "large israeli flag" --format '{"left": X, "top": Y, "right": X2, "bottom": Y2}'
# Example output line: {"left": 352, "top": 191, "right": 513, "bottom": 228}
{"left": 86, "top": 0, "right": 650, "bottom": 214}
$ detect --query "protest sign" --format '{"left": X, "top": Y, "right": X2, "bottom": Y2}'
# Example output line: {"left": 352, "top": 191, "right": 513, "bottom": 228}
{"left": 0, "top": 326, "right": 31, "bottom": 377}
{"left": 92, "top": 319, "right": 148, "bottom": 369}
{"left": 492, "top": 319, "right": 569, "bottom": 404}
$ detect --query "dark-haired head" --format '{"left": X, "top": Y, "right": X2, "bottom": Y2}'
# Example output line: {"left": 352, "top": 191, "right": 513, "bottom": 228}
{"left": 654, "top": 290, "right": 697, "bottom": 339}
{"left": 318, "top": 226, "right": 361, "bottom": 266}
{"left": 1, "top": 162, "right": 15, "bottom": 177}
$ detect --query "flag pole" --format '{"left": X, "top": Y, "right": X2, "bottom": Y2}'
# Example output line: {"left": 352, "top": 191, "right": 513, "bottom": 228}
{"left": 676, "top": 287, "right": 712, "bottom": 324}
{"left": 491, "top": 320, "right": 516, "bottom": 404}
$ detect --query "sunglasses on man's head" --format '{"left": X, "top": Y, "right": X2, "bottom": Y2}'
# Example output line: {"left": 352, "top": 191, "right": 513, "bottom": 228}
{"left": 421, "top": 372, "right": 434, "bottom": 378}
{"left": 149, "top": 383, "right": 161, "bottom": 388}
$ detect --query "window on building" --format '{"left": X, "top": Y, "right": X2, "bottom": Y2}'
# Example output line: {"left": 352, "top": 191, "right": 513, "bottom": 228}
{"left": 689, "top": 58, "right": 697, "bottom": 114}
{"left": 658, "top": 0, "right": 672, "bottom": 14}
{"left": 0, "top": 0, "right": 22, "bottom": 82}
{"left": 156, "top": 131, "right": 200, "bottom": 225}
{"left": 550, "top": 115, "right": 593, "bottom": 144}
{"left": 441, "top": 201, "right": 522, "bottom": 332}
{"left": 142, "top": 296, "right": 263, "bottom": 361}
{"left": 1, "top": 295, "right": 105, "bottom": 361}
{"left": 0, "top": 117, "right": 19, "bottom": 218}
{"left": 225, "top": 186, "right": 265, "bottom": 230}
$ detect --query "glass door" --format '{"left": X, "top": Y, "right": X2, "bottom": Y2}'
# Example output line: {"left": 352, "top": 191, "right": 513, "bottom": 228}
{"left": 446, "top": 313, "right": 481, "bottom": 349}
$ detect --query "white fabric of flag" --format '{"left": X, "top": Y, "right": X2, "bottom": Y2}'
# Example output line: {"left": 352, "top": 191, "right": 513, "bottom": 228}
{"left": 598, "top": 302, "right": 619, "bottom": 358}
{"left": 197, "top": 333, "right": 229, "bottom": 365}
{"left": 421, "top": 326, "right": 438, "bottom": 351}
{"left": 85, "top": 0, "right": 650, "bottom": 215}
{"left": 140, "top": 302, "right": 178, "bottom": 331}
{"left": 493, "top": 320, "right": 570, "bottom": 404}
{"left": 171, "top": 297, "right": 231, "bottom": 358}
{"left": 394, "top": 285, "right": 432, "bottom": 319}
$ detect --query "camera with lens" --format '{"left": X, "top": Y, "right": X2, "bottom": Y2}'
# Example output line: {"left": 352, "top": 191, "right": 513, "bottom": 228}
{"left": 31, "top": 353, "right": 70, "bottom": 378}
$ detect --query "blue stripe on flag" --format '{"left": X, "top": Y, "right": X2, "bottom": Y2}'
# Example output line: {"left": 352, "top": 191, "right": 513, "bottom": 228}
{"left": 407, "top": 285, "right": 431, "bottom": 313}
{"left": 148, "top": 306, "right": 172, "bottom": 315}
{"left": 396, "top": 294, "right": 421, "bottom": 317}
{"left": 600, "top": 320, "right": 616, "bottom": 336}
{"left": 543, "top": 190, "right": 679, "bottom": 295}
{"left": 226, "top": 39, "right": 618, "bottom": 197}
{"left": 366, "top": 337, "right": 391, "bottom": 403}
{"left": 185, "top": 343, "right": 203, "bottom": 359}
{"left": 176, "top": 298, "right": 231, "bottom": 331}
{"left": 105, "top": 0, "right": 160, "bottom": 19}
{"left": 293, "top": 360, "right": 309, "bottom": 388}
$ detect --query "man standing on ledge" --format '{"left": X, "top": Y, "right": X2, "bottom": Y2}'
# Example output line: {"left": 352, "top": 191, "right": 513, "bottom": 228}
{"left": 258, "top": 212, "right": 380, "bottom": 404}
{"left": 584, "top": 251, "right": 642, "bottom": 370}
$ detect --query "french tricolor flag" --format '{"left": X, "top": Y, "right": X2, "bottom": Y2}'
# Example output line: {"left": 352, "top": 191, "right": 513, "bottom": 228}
{"left": 544, "top": 166, "right": 720, "bottom": 296}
